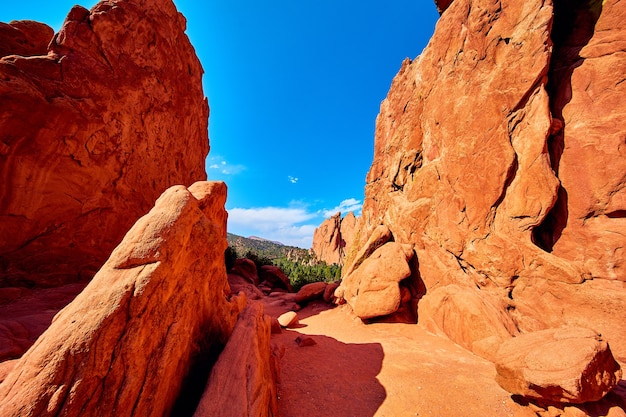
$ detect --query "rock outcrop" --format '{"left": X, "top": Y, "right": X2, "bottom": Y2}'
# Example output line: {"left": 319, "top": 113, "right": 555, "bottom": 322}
{"left": 338, "top": 240, "right": 414, "bottom": 320}
{"left": 495, "top": 327, "right": 622, "bottom": 404}
{"left": 194, "top": 302, "right": 279, "bottom": 417}
{"left": 311, "top": 212, "right": 359, "bottom": 266}
{"left": 346, "top": 0, "right": 626, "bottom": 365}
{"left": 0, "top": 182, "right": 237, "bottom": 417}
{"left": 0, "top": 0, "right": 209, "bottom": 287}
{"left": 259, "top": 265, "right": 294, "bottom": 293}
{"left": 0, "top": 20, "right": 53, "bottom": 58}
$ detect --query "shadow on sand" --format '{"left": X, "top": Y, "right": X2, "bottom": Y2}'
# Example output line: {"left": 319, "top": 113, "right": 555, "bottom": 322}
{"left": 276, "top": 330, "right": 385, "bottom": 417}
{"left": 274, "top": 302, "right": 386, "bottom": 417}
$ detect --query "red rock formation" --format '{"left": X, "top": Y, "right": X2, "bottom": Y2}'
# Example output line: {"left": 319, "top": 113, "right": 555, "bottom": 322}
{"left": 294, "top": 282, "right": 327, "bottom": 304}
{"left": 0, "top": 283, "right": 86, "bottom": 362}
{"left": 194, "top": 302, "right": 279, "bottom": 417}
{"left": 434, "top": 0, "right": 453, "bottom": 14}
{"left": 231, "top": 258, "right": 260, "bottom": 285}
{"left": 349, "top": 0, "right": 626, "bottom": 363}
{"left": 495, "top": 327, "right": 622, "bottom": 404}
{"left": 0, "top": 20, "right": 53, "bottom": 57}
{"left": 338, "top": 237, "right": 414, "bottom": 320}
{"left": 0, "top": 0, "right": 209, "bottom": 287}
{"left": 259, "top": 265, "right": 294, "bottom": 293}
{"left": 0, "top": 182, "right": 238, "bottom": 417}
{"left": 311, "top": 211, "right": 359, "bottom": 266}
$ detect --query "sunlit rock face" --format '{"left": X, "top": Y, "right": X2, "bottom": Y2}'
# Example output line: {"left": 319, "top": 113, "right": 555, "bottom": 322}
{"left": 0, "top": 182, "right": 238, "bottom": 417}
{"left": 349, "top": 0, "right": 626, "bottom": 361}
{"left": 311, "top": 211, "right": 359, "bottom": 266}
{"left": 0, "top": 0, "right": 209, "bottom": 287}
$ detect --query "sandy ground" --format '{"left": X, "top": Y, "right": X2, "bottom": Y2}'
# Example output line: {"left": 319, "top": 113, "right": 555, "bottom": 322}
{"left": 270, "top": 301, "right": 625, "bottom": 417}
{"left": 1, "top": 286, "right": 624, "bottom": 416}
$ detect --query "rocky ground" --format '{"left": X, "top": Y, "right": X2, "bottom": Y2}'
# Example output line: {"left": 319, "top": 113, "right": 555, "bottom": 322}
{"left": 1, "top": 280, "right": 625, "bottom": 416}
{"left": 263, "top": 297, "right": 626, "bottom": 417}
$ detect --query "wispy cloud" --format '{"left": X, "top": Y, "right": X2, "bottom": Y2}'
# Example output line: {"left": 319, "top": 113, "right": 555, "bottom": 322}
{"left": 322, "top": 198, "right": 363, "bottom": 218}
{"left": 227, "top": 199, "right": 364, "bottom": 248}
{"left": 287, "top": 175, "right": 299, "bottom": 184}
{"left": 206, "top": 155, "right": 246, "bottom": 175}
{"left": 228, "top": 206, "right": 318, "bottom": 248}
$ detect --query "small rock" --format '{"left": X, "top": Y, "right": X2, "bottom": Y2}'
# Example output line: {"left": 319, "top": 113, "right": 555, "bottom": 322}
{"left": 277, "top": 311, "right": 298, "bottom": 328}
{"left": 295, "top": 336, "right": 316, "bottom": 347}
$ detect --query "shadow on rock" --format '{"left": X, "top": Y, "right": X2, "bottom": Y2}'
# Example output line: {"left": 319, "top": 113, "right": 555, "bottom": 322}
{"left": 512, "top": 379, "right": 626, "bottom": 417}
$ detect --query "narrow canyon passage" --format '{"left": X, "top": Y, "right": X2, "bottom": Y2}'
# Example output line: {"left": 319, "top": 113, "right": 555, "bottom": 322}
{"left": 271, "top": 301, "right": 534, "bottom": 417}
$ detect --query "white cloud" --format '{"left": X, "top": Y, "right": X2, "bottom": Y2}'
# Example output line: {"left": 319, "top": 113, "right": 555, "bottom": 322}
{"left": 228, "top": 206, "right": 318, "bottom": 248}
{"left": 322, "top": 198, "right": 363, "bottom": 218}
{"left": 206, "top": 155, "right": 246, "bottom": 176}
{"left": 287, "top": 176, "right": 299, "bottom": 184}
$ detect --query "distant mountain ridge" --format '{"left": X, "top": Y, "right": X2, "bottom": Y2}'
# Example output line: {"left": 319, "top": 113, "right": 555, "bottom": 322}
{"left": 247, "top": 236, "right": 284, "bottom": 246}
{"left": 226, "top": 233, "right": 311, "bottom": 263}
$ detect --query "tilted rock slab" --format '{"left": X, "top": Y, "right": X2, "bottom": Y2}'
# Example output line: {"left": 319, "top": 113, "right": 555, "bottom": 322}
{"left": 194, "top": 302, "right": 278, "bottom": 417}
{"left": 0, "top": 182, "right": 238, "bottom": 417}
{"left": 350, "top": 0, "right": 626, "bottom": 358}
{"left": 0, "top": 0, "right": 209, "bottom": 287}
{"left": 495, "top": 327, "right": 622, "bottom": 404}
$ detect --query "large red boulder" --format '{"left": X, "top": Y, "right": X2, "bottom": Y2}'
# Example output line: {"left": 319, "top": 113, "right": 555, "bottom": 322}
{"left": 0, "top": 0, "right": 209, "bottom": 287}
{"left": 495, "top": 327, "right": 622, "bottom": 404}
{"left": 0, "top": 182, "right": 238, "bottom": 417}
{"left": 337, "top": 241, "right": 414, "bottom": 320}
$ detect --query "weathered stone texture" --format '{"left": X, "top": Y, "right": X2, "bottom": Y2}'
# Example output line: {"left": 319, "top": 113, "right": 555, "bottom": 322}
{"left": 0, "top": 20, "right": 53, "bottom": 57}
{"left": 194, "top": 302, "right": 279, "bottom": 417}
{"left": 311, "top": 211, "right": 359, "bottom": 266}
{"left": 347, "top": 0, "right": 626, "bottom": 363}
{"left": 0, "top": 0, "right": 209, "bottom": 287}
{"left": 495, "top": 327, "right": 622, "bottom": 404}
{"left": 0, "top": 182, "right": 236, "bottom": 417}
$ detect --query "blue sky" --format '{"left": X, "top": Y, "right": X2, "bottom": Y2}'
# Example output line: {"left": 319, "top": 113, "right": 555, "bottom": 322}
{"left": 1, "top": 1, "right": 439, "bottom": 248}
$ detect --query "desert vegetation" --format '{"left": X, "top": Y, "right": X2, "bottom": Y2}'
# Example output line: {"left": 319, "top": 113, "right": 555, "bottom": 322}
{"left": 226, "top": 233, "right": 341, "bottom": 291}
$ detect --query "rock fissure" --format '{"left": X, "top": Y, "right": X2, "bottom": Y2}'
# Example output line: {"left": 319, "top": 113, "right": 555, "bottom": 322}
{"left": 533, "top": 0, "right": 603, "bottom": 252}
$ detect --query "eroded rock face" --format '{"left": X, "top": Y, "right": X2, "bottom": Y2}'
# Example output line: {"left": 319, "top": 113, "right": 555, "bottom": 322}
{"left": 338, "top": 238, "right": 414, "bottom": 320}
{"left": 350, "top": 0, "right": 626, "bottom": 361}
{"left": 194, "top": 302, "right": 279, "bottom": 417}
{"left": 0, "top": 0, "right": 209, "bottom": 287}
{"left": 495, "top": 327, "right": 622, "bottom": 404}
{"left": 311, "top": 212, "right": 359, "bottom": 266}
{"left": 0, "top": 20, "right": 53, "bottom": 57}
{"left": 0, "top": 182, "right": 237, "bottom": 417}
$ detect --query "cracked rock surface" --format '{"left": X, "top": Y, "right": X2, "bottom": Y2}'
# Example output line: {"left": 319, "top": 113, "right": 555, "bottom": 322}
{"left": 347, "top": 0, "right": 626, "bottom": 365}
{"left": 0, "top": 0, "right": 209, "bottom": 287}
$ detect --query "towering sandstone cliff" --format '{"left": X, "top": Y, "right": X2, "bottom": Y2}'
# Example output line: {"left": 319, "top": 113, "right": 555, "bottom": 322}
{"left": 339, "top": 0, "right": 626, "bottom": 361}
{"left": 0, "top": 0, "right": 209, "bottom": 287}
{"left": 311, "top": 211, "right": 359, "bottom": 265}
